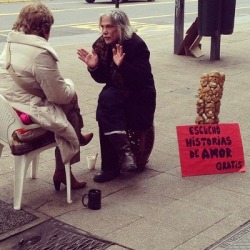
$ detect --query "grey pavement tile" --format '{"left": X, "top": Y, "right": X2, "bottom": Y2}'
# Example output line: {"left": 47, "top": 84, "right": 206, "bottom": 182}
{"left": 165, "top": 166, "right": 182, "bottom": 177}
{"left": 168, "top": 169, "right": 227, "bottom": 186}
{"left": 33, "top": 169, "right": 147, "bottom": 216}
{"left": 152, "top": 200, "right": 226, "bottom": 235}
{"left": 101, "top": 184, "right": 176, "bottom": 217}
{"left": 57, "top": 206, "right": 142, "bottom": 237}
{"left": 138, "top": 172, "right": 205, "bottom": 199}
{"left": 80, "top": 104, "right": 97, "bottom": 118}
{"left": 223, "top": 81, "right": 250, "bottom": 99}
{"left": 153, "top": 120, "right": 180, "bottom": 139}
{"left": 0, "top": 185, "right": 12, "bottom": 200}
{"left": 28, "top": 190, "right": 84, "bottom": 216}
{"left": 211, "top": 171, "right": 250, "bottom": 195}
{"left": 0, "top": 153, "right": 14, "bottom": 175}
{"left": 174, "top": 234, "right": 216, "bottom": 250}
{"left": 245, "top": 154, "right": 250, "bottom": 164}
{"left": 241, "top": 127, "right": 250, "bottom": 137}
{"left": 106, "top": 246, "right": 129, "bottom": 250}
{"left": 244, "top": 148, "right": 250, "bottom": 158}
{"left": 116, "top": 168, "right": 161, "bottom": 184}
{"left": 153, "top": 137, "right": 179, "bottom": 157}
{"left": 148, "top": 150, "right": 179, "bottom": 172}
{"left": 220, "top": 108, "right": 250, "bottom": 125}
{"left": 105, "top": 217, "right": 193, "bottom": 250}
{"left": 235, "top": 205, "right": 250, "bottom": 221}
{"left": 0, "top": 194, "right": 12, "bottom": 206}
{"left": 174, "top": 114, "right": 199, "bottom": 126}
{"left": 182, "top": 185, "right": 250, "bottom": 214}
{"left": 0, "top": 169, "right": 13, "bottom": 185}
{"left": 155, "top": 100, "right": 194, "bottom": 122}
{"left": 199, "top": 214, "right": 249, "bottom": 241}
{"left": 33, "top": 164, "right": 57, "bottom": 181}
{"left": 0, "top": 172, "right": 14, "bottom": 198}
{"left": 21, "top": 177, "right": 55, "bottom": 195}
{"left": 84, "top": 171, "right": 157, "bottom": 196}
{"left": 21, "top": 185, "right": 61, "bottom": 210}
{"left": 82, "top": 114, "right": 97, "bottom": 127}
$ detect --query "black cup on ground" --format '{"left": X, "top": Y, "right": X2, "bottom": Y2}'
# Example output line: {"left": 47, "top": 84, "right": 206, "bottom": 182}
{"left": 82, "top": 189, "right": 101, "bottom": 210}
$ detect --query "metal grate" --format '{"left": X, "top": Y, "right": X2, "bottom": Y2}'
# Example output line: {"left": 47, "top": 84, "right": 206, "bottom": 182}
{"left": 0, "top": 204, "right": 115, "bottom": 250}
{"left": 4, "top": 219, "right": 115, "bottom": 250}
{"left": 0, "top": 200, "right": 38, "bottom": 235}
{"left": 206, "top": 220, "right": 250, "bottom": 250}
{"left": 17, "top": 228, "right": 113, "bottom": 250}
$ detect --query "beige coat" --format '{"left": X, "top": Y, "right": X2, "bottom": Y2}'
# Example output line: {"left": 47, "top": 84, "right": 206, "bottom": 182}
{"left": 0, "top": 31, "right": 79, "bottom": 164}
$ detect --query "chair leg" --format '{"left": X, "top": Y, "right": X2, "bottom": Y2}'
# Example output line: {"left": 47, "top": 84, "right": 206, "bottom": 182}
{"left": 65, "top": 163, "right": 72, "bottom": 204}
{"left": 30, "top": 155, "right": 40, "bottom": 179}
{"left": 14, "top": 152, "right": 72, "bottom": 209}
{"left": 14, "top": 155, "right": 31, "bottom": 210}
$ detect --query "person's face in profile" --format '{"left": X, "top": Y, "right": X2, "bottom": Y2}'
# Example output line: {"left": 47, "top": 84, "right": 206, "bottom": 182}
{"left": 100, "top": 16, "right": 119, "bottom": 45}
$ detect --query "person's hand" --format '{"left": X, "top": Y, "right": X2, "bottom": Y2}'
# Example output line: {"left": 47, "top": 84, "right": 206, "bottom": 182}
{"left": 112, "top": 44, "right": 125, "bottom": 67}
{"left": 77, "top": 49, "right": 98, "bottom": 69}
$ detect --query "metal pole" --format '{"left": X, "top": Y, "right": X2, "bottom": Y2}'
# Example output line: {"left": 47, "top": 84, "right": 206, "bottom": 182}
{"left": 174, "top": 0, "right": 185, "bottom": 54}
{"left": 210, "top": 0, "right": 222, "bottom": 60}
{"left": 210, "top": 34, "right": 221, "bottom": 60}
{"left": 115, "top": 0, "right": 119, "bottom": 8}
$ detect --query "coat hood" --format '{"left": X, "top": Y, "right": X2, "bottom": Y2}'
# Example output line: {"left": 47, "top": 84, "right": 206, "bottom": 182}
{"left": 7, "top": 31, "right": 59, "bottom": 61}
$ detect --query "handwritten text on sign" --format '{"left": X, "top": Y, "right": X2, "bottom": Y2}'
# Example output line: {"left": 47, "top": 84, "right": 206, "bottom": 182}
{"left": 176, "top": 123, "right": 246, "bottom": 177}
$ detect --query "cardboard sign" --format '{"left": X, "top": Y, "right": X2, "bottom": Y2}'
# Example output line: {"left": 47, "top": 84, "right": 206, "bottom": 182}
{"left": 176, "top": 123, "right": 246, "bottom": 177}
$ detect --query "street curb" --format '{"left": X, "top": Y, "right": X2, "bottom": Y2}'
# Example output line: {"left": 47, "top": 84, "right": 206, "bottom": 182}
{"left": 0, "top": 0, "right": 30, "bottom": 3}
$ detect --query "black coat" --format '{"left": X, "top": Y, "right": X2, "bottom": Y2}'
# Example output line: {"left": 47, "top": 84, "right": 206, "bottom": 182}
{"left": 89, "top": 33, "right": 156, "bottom": 132}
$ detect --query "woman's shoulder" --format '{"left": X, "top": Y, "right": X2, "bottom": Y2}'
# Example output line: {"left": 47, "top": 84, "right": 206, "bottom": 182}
{"left": 124, "top": 33, "right": 148, "bottom": 50}
{"left": 8, "top": 31, "right": 59, "bottom": 61}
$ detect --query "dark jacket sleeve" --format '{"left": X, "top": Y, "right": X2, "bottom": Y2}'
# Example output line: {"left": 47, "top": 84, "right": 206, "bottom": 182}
{"left": 117, "top": 34, "right": 154, "bottom": 89}
{"left": 88, "top": 38, "right": 108, "bottom": 84}
{"left": 88, "top": 61, "right": 107, "bottom": 84}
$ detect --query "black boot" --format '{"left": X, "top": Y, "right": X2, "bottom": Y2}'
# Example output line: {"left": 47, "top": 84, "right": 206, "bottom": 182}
{"left": 93, "top": 129, "right": 120, "bottom": 183}
{"left": 93, "top": 170, "right": 120, "bottom": 183}
{"left": 107, "top": 133, "right": 137, "bottom": 172}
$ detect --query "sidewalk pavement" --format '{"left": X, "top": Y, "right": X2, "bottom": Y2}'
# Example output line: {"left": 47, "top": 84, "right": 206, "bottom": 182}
{"left": 0, "top": 24, "right": 250, "bottom": 250}
{"left": 0, "top": 0, "right": 29, "bottom": 3}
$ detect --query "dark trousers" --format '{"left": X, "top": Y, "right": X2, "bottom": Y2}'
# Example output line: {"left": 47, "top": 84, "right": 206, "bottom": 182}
{"left": 99, "top": 126, "right": 119, "bottom": 173}
{"left": 97, "top": 87, "right": 127, "bottom": 133}
{"left": 55, "top": 98, "right": 84, "bottom": 170}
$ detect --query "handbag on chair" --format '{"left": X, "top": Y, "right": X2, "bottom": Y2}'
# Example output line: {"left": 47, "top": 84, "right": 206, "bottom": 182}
{"left": 5, "top": 43, "right": 55, "bottom": 154}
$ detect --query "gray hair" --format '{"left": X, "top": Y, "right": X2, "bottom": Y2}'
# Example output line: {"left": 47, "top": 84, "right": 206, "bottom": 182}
{"left": 99, "top": 9, "right": 136, "bottom": 42}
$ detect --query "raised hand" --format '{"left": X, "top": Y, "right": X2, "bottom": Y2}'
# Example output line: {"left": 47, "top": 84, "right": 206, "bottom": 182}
{"left": 112, "top": 44, "right": 125, "bottom": 67}
{"left": 77, "top": 48, "right": 98, "bottom": 69}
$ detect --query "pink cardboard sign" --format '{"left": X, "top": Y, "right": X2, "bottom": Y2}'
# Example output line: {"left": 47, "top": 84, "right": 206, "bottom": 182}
{"left": 176, "top": 123, "right": 246, "bottom": 177}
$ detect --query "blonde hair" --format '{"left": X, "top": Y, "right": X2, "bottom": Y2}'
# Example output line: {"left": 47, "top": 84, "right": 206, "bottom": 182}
{"left": 12, "top": 2, "right": 54, "bottom": 39}
{"left": 99, "top": 9, "right": 136, "bottom": 42}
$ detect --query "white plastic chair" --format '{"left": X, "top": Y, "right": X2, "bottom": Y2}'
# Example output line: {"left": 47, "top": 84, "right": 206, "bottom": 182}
{"left": 0, "top": 94, "right": 72, "bottom": 210}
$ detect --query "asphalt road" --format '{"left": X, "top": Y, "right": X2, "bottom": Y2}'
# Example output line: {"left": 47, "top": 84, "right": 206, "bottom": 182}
{"left": 0, "top": 0, "right": 249, "bottom": 49}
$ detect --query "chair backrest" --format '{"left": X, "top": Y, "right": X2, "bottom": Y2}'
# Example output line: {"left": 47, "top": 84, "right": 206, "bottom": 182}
{"left": 0, "top": 94, "right": 24, "bottom": 144}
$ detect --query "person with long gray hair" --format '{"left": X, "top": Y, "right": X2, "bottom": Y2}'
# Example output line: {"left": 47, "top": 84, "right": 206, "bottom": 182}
{"left": 78, "top": 9, "right": 156, "bottom": 183}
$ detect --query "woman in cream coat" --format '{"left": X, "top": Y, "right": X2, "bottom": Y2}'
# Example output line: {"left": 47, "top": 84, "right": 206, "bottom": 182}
{"left": 0, "top": 3, "right": 92, "bottom": 190}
